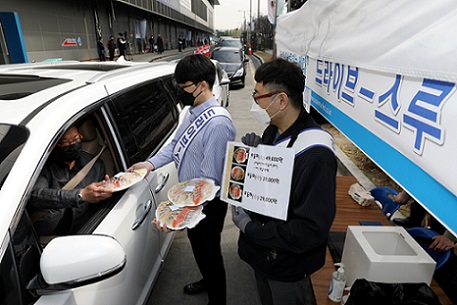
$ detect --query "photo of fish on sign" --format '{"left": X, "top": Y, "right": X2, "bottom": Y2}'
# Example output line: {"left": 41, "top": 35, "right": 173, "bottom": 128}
{"left": 221, "top": 141, "right": 295, "bottom": 220}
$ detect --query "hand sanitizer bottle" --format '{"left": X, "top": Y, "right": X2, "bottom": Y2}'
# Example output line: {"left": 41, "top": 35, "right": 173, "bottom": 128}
{"left": 328, "top": 263, "right": 346, "bottom": 302}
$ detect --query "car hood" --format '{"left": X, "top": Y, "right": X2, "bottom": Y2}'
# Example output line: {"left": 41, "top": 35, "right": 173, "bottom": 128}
{"left": 219, "top": 63, "right": 243, "bottom": 73}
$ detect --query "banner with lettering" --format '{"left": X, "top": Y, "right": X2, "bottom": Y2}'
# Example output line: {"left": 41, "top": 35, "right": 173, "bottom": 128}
{"left": 275, "top": 0, "right": 457, "bottom": 235}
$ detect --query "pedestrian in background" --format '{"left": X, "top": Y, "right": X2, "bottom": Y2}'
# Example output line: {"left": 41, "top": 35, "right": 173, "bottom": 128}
{"left": 232, "top": 58, "right": 337, "bottom": 305}
{"left": 129, "top": 54, "right": 236, "bottom": 305}
{"left": 178, "top": 36, "right": 183, "bottom": 52}
{"left": 117, "top": 33, "right": 126, "bottom": 57}
{"left": 97, "top": 37, "right": 106, "bottom": 62}
{"left": 156, "top": 33, "right": 164, "bottom": 54}
{"left": 148, "top": 35, "right": 154, "bottom": 53}
{"left": 107, "top": 36, "right": 116, "bottom": 61}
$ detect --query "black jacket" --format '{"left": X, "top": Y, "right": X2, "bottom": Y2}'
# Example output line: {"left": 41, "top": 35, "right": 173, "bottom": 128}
{"left": 238, "top": 109, "right": 337, "bottom": 281}
{"left": 29, "top": 151, "right": 106, "bottom": 235}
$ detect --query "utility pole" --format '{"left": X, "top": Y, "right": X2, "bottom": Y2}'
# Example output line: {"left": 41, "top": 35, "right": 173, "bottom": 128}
{"left": 248, "top": 0, "right": 252, "bottom": 45}
{"left": 258, "top": 0, "right": 261, "bottom": 49}
{"left": 272, "top": 0, "right": 279, "bottom": 57}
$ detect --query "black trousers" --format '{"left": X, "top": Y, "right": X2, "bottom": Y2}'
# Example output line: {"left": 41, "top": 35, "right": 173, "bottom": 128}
{"left": 187, "top": 197, "right": 227, "bottom": 305}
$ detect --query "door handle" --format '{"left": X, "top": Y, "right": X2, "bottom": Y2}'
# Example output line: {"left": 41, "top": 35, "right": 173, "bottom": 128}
{"left": 132, "top": 199, "right": 152, "bottom": 230}
{"left": 154, "top": 172, "right": 170, "bottom": 194}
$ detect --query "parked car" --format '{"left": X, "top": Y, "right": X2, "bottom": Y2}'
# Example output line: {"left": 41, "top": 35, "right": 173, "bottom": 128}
{"left": 211, "top": 46, "right": 249, "bottom": 88}
{"left": 0, "top": 60, "right": 184, "bottom": 305}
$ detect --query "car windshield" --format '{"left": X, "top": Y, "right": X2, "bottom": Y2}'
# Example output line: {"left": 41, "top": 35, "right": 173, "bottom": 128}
{"left": 213, "top": 51, "right": 242, "bottom": 63}
{"left": 0, "top": 124, "right": 28, "bottom": 190}
{"left": 221, "top": 40, "right": 242, "bottom": 48}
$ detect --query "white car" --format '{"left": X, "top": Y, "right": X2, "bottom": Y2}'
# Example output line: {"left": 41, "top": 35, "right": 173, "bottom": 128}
{"left": 0, "top": 61, "right": 184, "bottom": 305}
{"left": 212, "top": 60, "right": 231, "bottom": 107}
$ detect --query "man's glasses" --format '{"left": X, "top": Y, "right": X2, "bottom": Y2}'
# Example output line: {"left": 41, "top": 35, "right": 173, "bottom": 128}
{"left": 58, "top": 134, "right": 83, "bottom": 147}
{"left": 252, "top": 91, "right": 283, "bottom": 104}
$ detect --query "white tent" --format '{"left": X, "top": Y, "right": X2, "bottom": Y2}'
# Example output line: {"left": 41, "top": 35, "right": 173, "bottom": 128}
{"left": 276, "top": 0, "right": 457, "bottom": 235}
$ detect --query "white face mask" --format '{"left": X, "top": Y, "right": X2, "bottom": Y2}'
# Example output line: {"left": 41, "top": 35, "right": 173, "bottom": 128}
{"left": 250, "top": 96, "right": 280, "bottom": 125}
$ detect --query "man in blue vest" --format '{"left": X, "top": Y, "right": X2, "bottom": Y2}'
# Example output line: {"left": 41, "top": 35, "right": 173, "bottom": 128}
{"left": 130, "top": 54, "right": 236, "bottom": 305}
{"left": 232, "top": 58, "right": 337, "bottom": 305}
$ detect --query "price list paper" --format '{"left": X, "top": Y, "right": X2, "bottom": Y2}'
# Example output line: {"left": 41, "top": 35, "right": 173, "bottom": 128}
{"left": 221, "top": 141, "right": 295, "bottom": 220}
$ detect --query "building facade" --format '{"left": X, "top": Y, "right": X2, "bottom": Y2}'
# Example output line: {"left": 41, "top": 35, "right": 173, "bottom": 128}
{"left": 0, "top": 0, "right": 218, "bottom": 63}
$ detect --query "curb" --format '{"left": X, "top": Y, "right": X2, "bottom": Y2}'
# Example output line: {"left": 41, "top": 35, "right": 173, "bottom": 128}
{"left": 252, "top": 52, "right": 264, "bottom": 64}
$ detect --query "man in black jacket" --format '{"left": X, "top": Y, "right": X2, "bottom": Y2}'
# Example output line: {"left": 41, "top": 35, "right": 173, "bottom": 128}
{"left": 232, "top": 58, "right": 337, "bottom": 305}
{"left": 29, "top": 125, "right": 112, "bottom": 235}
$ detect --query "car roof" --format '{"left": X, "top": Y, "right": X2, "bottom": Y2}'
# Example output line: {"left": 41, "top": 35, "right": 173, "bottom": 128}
{"left": 0, "top": 61, "right": 175, "bottom": 125}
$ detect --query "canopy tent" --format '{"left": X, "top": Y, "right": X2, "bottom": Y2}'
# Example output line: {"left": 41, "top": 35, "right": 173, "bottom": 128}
{"left": 276, "top": 0, "right": 457, "bottom": 235}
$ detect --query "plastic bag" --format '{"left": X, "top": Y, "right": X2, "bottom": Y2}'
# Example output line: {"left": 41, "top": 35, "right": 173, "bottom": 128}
{"left": 348, "top": 183, "right": 374, "bottom": 207}
{"left": 345, "top": 279, "right": 442, "bottom": 305}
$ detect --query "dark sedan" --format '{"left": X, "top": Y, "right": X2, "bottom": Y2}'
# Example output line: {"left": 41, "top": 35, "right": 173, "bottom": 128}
{"left": 211, "top": 47, "right": 249, "bottom": 88}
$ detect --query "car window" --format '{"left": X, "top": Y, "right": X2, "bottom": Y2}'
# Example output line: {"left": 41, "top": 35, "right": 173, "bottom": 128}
{"left": 212, "top": 51, "right": 242, "bottom": 63}
{"left": 221, "top": 40, "right": 242, "bottom": 48}
{"left": 0, "top": 212, "right": 41, "bottom": 305}
{"left": 108, "top": 78, "right": 178, "bottom": 165}
{"left": 0, "top": 243, "right": 22, "bottom": 305}
{"left": 0, "top": 125, "right": 29, "bottom": 190}
{"left": 0, "top": 76, "right": 70, "bottom": 100}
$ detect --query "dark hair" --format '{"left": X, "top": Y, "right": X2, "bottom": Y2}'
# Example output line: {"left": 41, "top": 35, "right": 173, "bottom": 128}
{"left": 254, "top": 58, "right": 306, "bottom": 109}
{"left": 174, "top": 54, "right": 216, "bottom": 89}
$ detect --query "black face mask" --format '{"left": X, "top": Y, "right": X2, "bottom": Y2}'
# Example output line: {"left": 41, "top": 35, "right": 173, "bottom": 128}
{"left": 53, "top": 142, "right": 82, "bottom": 163}
{"left": 177, "top": 83, "right": 202, "bottom": 106}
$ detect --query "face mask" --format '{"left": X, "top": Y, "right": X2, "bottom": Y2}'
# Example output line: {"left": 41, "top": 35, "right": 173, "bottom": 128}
{"left": 250, "top": 96, "right": 280, "bottom": 125}
{"left": 177, "top": 83, "right": 202, "bottom": 106}
{"left": 53, "top": 142, "right": 82, "bottom": 162}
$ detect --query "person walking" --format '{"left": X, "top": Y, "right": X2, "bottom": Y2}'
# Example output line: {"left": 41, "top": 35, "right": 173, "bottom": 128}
{"left": 117, "top": 33, "right": 126, "bottom": 57}
{"left": 232, "top": 58, "right": 337, "bottom": 305}
{"left": 107, "top": 36, "right": 116, "bottom": 61}
{"left": 97, "top": 37, "right": 106, "bottom": 62}
{"left": 148, "top": 35, "right": 154, "bottom": 53}
{"left": 178, "top": 36, "right": 183, "bottom": 52}
{"left": 156, "top": 33, "right": 164, "bottom": 54}
{"left": 129, "top": 54, "right": 236, "bottom": 305}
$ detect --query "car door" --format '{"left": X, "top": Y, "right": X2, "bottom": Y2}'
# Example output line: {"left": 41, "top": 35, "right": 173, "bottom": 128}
{"left": 85, "top": 78, "right": 179, "bottom": 305}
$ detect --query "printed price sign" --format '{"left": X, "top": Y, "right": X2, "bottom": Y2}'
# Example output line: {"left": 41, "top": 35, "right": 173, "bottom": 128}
{"left": 221, "top": 142, "right": 295, "bottom": 220}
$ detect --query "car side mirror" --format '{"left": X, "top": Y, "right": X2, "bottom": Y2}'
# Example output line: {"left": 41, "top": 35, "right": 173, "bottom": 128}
{"left": 27, "top": 235, "right": 126, "bottom": 294}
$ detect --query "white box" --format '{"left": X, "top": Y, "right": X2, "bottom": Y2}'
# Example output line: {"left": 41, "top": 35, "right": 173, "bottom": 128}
{"left": 341, "top": 226, "right": 436, "bottom": 286}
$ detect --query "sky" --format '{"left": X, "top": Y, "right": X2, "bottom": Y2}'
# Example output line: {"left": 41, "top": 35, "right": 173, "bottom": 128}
{"left": 214, "top": 0, "right": 268, "bottom": 30}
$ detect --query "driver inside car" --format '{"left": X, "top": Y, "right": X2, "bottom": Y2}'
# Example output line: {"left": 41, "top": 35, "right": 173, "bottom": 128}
{"left": 28, "top": 124, "right": 113, "bottom": 236}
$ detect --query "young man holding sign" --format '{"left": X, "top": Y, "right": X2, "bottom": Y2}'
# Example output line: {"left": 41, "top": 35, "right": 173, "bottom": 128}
{"left": 232, "top": 58, "right": 337, "bottom": 305}
{"left": 130, "top": 55, "right": 236, "bottom": 305}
